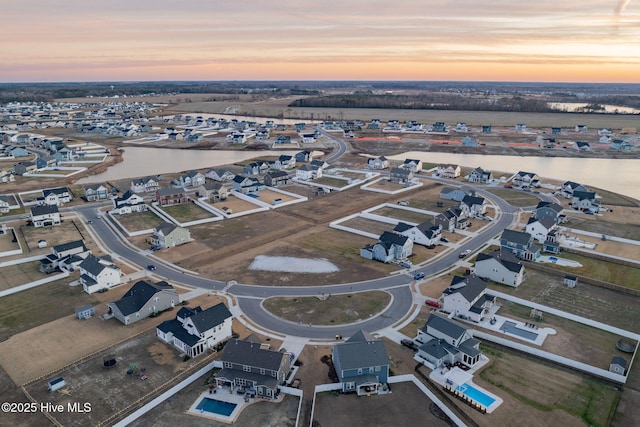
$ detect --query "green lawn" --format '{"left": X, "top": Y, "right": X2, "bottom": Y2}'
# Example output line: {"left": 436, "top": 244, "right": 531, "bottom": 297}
{"left": 486, "top": 188, "right": 540, "bottom": 207}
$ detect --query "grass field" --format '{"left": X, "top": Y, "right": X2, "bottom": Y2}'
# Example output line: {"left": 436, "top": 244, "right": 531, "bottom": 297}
{"left": 538, "top": 252, "right": 640, "bottom": 291}
{"left": 113, "top": 209, "right": 161, "bottom": 232}
{"left": 0, "top": 261, "right": 43, "bottom": 291}
{"left": 567, "top": 216, "right": 640, "bottom": 241}
{"left": 371, "top": 206, "right": 434, "bottom": 224}
{"left": 486, "top": 188, "right": 541, "bottom": 207}
{"left": 0, "top": 277, "right": 97, "bottom": 340}
{"left": 160, "top": 201, "right": 212, "bottom": 222}
{"left": 479, "top": 345, "right": 620, "bottom": 427}
{"left": 312, "top": 176, "right": 350, "bottom": 188}
{"left": 340, "top": 217, "right": 393, "bottom": 236}
{"left": 263, "top": 291, "right": 391, "bottom": 325}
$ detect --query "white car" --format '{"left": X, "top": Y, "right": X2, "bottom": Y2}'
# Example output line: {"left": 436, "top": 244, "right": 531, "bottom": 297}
{"left": 459, "top": 249, "right": 472, "bottom": 258}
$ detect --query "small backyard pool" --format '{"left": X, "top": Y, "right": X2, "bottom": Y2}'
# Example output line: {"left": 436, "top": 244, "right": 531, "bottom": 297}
{"left": 195, "top": 397, "right": 237, "bottom": 416}
{"left": 500, "top": 320, "right": 539, "bottom": 341}
{"left": 455, "top": 383, "right": 496, "bottom": 408}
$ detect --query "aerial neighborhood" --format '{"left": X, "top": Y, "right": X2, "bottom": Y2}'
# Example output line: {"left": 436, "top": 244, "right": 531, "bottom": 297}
{"left": 0, "top": 91, "right": 638, "bottom": 427}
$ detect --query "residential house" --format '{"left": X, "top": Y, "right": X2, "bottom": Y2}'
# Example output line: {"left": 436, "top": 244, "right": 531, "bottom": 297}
{"left": 155, "top": 188, "right": 188, "bottom": 206}
{"left": 232, "top": 175, "right": 264, "bottom": 193}
{"left": 481, "top": 125, "right": 492, "bottom": 134}
{"left": 515, "top": 123, "right": 527, "bottom": 132}
{"left": 0, "top": 169, "right": 15, "bottom": 183}
{"left": 389, "top": 167, "right": 413, "bottom": 184}
{"left": 12, "top": 161, "right": 37, "bottom": 176}
{"left": 435, "top": 208, "right": 468, "bottom": 232}
{"left": 83, "top": 184, "right": 109, "bottom": 201}
{"left": 295, "top": 150, "right": 312, "bottom": 163}
{"left": 367, "top": 156, "right": 389, "bottom": 170}
{"left": 151, "top": 222, "right": 191, "bottom": 249}
{"left": 30, "top": 205, "right": 61, "bottom": 228}
{"left": 0, "top": 195, "right": 10, "bottom": 213}
{"left": 39, "top": 239, "right": 88, "bottom": 273}
{"left": 465, "top": 167, "right": 493, "bottom": 183}
{"left": 512, "top": 171, "right": 539, "bottom": 188}
{"left": 295, "top": 164, "right": 322, "bottom": 181}
{"left": 455, "top": 122, "right": 468, "bottom": 132}
{"left": 574, "top": 141, "right": 591, "bottom": 151}
{"left": 264, "top": 171, "right": 290, "bottom": 187}
{"left": 440, "top": 275, "right": 497, "bottom": 322}
{"left": 474, "top": 250, "right": 525, "bottom": 287}
{"left": 437, "top": 164, "right": 461, "bottom": 178}
{"left": 561, "top": 181, "right": 588, "bottom": 198}
{"left": 360, "top": 231, "right": 413, "bottom": 263}
{"left": 130, "top": 176, "right": 159, "bottom": 194}
{"left": 79, "top": 254, "right": 122, "bottom": 294}
{"left": 112, "top": 191, "right": 147, "bottom": 214}
{"left": 244, "top": 161, "right": 267, "bottom": 176}
{"left": 534, "top": 201, "right": 565, "bottom": 224}
{"left": 310, "top": 160, "right": 330, "bottom": 171}
{"left": 205, "top": 169, "right": 235, "bottom": 182}
{"left": 156, "top": 302, "right": 233, "bottom": 358}
{"left": 500, "top": 229, "right": 540, "bottom": 261}
{"left": 393, "top": 221, "right": 441, "bottom": 247}
{"left": 416, "top": 313, "right": 483, "bottom": 369}
{"left": 175, "top": 171, "right": 205, "bottom": 188}
{"left": 572, "top": 190, "right": 601, "bottom": 213}
{"left": 197, "top": 181, "right": 229, "bottom": 202}
{"left": 214, "top": 338, "right": 292, "bottom": 399}
{"left": 401, "top": 158, "right": 423, "bottom": 173}
{"left": 107, "top": 280, "right": 179, "bottom": 325}
{"left": 273, "top": 155, "right": 295, "bottom": 170}
{"left": 40, "top": 187, "right": 72, "bottom": 206}
{"left": 273, "top": 135, "right": 291, "bottom": 145}
{"left": 460, "top": 195, "right": 486, "bottom": 216}
{"left": 440, "top": 187, "right": 469, "bottom": 202}
{"left": 461, "top": 137, "right": 478, "bottom": 147}
{"left": 301, "top": 133, "right": 317, "bottom": 143}
{"left": 525, "top": 216, "right": 558, "bottom": 244}
{"left": 551, "top": 127, "right": 562, "bottom": 135}
{"left": 230, "top": 132, "right": 247, "bottom": 144}
{"left": 332, "top": 330, "right": 390, "bottom": 395}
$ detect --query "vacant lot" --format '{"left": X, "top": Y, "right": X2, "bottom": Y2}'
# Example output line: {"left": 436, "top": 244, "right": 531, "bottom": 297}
{"left": 113, "top": 209, "right": 162, "bottom": 232}
{"left": 255, "top": 188, "right": 298, "bottom": 204}
{"left": 486, "top": 188, "right": 540, "bottom": 207}
{"left": 371, "top": 206, "right": 435, "bottom": 224}
{"left": 0, "top": 261, "right": 44, "bottom": 291}
{"left": 0, "top": 229, "right": 21, "bottom": 253}
{"left": 206, "top": 194, "right": 261, "bottom": 213}
{"left": 340, "top": 216, "right": 394, "bottom": 236}
{"left": 160, "top": 201, "right": 213, "bottom": 222}
{"left": 263, "top": 291, "right": 391, "bottom": 325}
{"left": 567, "top": 213, "right": 640, "bottom": 241}
{"left": 19, "top": 219, "right": 87, "bottom": 255}
{"left": 314, "top": 381, "right": 451, "bottom": 427}
{"left": 313, "top": 176, "right": 350, "bottom": 188}
{"left": 491, "top": 269, "right": 640, "bottom": 333}
{"left": 476, "top": 345, "right": 620, "bottom": 427}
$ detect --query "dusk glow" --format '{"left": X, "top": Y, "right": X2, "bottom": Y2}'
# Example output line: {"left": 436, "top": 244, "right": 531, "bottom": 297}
{"left": 1, "top": 0, "right": 639, "bottom": 83}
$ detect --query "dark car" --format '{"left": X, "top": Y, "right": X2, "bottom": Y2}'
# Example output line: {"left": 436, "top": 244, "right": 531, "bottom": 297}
{"left": 401, "top": 339, "right": 419, "bottom": 351}
{"left": 413, "top": 272, "right": 425, "bottom": 280}
{"left": 147, "top": 264, "right": 157, "bottom": 271}
{"left": 440, "top": 237, "right": 449, "bottom": 243}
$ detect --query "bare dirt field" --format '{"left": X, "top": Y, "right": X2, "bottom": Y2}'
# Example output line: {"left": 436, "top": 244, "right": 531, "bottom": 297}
{"left": 255, "top": 188, "right": 298, "bottom": 204}
{"left": 0, "top": 229, "right": 21, "bottom": 253}
{"left": 313, "top": 380, "right": 452, "bottom": 427}
{"left": 17, "top": 218, "right": 88, "bottom": 256}
{"left": 112, "top": 209, "right": 162, "bottom": 232}
{"left": 0, "top": 260, "right": 44, "bottom": 291}
{"left": 206, "top": 194, "right": 262, "bottom": 213}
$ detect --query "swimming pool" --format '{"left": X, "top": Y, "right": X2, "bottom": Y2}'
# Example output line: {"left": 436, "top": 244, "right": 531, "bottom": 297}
{"left": 500, "top": 320, "right": 538, "bottom": 340}
{"left": 247, "top": 193, "right": 260, "bottom": 199}
{"left": 196, "top": 397, "right": 237, "bottom": 416}
{"left": 456, "top": 383, "right": 496, "bottom": 407}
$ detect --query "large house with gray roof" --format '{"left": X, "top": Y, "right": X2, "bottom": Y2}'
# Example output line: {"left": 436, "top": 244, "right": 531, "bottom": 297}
{"left": 474, "top": 250, "right": 525, "bottom": 287}
{"left": 214, "top": 338, "right": 292, "bottom": 399}
{"left": 571, "top": 190, "right": 601, "bottom": 214}
{"left": 130, "top": 176, "right": 159, "bottom": 193}
{"left": 440, "top": 275, "right": 497, "bottom": 322}
{"left": 107, "top": 280, "right": 178, "bottom": 325}
{"left": 416, "top": 313, "right": 483, "bottom": 369}
{"left": 151, "top": 222, "right": 190, "bottom": 249}
{"left": 533, "top": 201, "right": 566, "bottom": 224}
{"left": 39, "top": 239, "right": 89, "bottom": 273}
{"left": 79, "top": 253, "right": 122, "bottom": 294}
{"left": 332, "top": 330, "right": 390, "bottom": 395}
{"left": 460, "top": 194, "right": 486, "bottom": 216}
{"left": 156, "top": 302, "right": 233, "bottom": 358}
{"left": 361, "top": 231, "right": 413, "bottom": 263}
{"left": 393, "top": 220, "right": 441, "bottom": 247}
{"left": 500, "top": 229, "right": 540, "bottom": 261}
{"left": 30, "top": 205, "right": 61, "bottom": 227}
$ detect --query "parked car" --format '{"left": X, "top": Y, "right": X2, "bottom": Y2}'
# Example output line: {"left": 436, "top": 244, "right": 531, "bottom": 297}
{"left": 147, "top": 264, "right": 157, "bottom": 271}
{"left": 399, "top": 260, "right": 412, "bottom": 268}
{"left": 413, "top": 272, "right": 425, "bottom": 280}
{"left": 459, "top": 249, "right": 472, "bottom": 258}
{"left": 398, "top": 200, "right": 409, "bottom": 206}
{"left": 425, "top": 299, "right": 442, "bottom": 308}
{"left": 401, "top": 339, "right": 419, "bottom": 351}
{"left": 440, "top": 237, "right": 449, "bottom": 243}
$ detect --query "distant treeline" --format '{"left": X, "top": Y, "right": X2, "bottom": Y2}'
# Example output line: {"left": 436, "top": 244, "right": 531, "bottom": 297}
{"left": 289, "top": 93, "right": 556, "bottom": 113}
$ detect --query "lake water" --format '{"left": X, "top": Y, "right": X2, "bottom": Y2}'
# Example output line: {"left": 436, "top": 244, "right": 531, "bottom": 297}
{"left": 386, "top": 151, "right": 640, "bottom": 200}
{"left": 77, "top": 147, "right": 298, "bottom": 184}
{"left": 548, "top": 102, "right": 640, "bottom": 115}
{"left": 79, "top": 146, "right": 639, "bottom": 201}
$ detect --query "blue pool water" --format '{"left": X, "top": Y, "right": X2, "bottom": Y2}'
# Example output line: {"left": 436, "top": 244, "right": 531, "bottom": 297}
{"left": 196, "top": 397, "right": 237, "bottom": 416}
{"left": 500, "top": 321, "right": 539, "bottom": 340}
{"left": 456, "top": 383, "right": 496, "bottom": 407}
{"left": 247, "top": 193, "right": 260, "bottom": 198}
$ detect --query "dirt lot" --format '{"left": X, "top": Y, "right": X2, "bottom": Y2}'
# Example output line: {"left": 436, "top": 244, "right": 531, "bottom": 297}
{"left": 205, "top": 194, "right": 262, "bottom": 213}
{"left": 112, "top": 209, "right": 163, "bottom": 232}
{"left": 313, "top": 381, "right": 451, "bottom": 427}
{"left": 0, "top": 229, "right": 21, "bottom": 253}
{"left": 160, "top": 201, "right": 214, "bottom": 222}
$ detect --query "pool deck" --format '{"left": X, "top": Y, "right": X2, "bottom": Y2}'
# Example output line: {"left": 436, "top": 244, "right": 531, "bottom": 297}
{"left": 430, "top": 367, "right": 503, "bottom": 414}
{"left": 477, "top": 314, "right": 556, "bottom": 346}
{"left": 186, "top": 386, "right": 284, "bottom": 424}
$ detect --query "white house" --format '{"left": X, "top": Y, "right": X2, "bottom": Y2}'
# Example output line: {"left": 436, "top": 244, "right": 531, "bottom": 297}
{"left": 437, "top": 164, "right": 461, "bottom": 178}
{"left": 360, "top": 231, "right": 413, "bottom": 263}
{"left": 512, "top": 171, "right": 539, "bottom": 188}
{"left": 83, "top": 184, "right": 109, "bottom": 201}
{"left": 40, "top": 187, "right": 72, "bottom": 206}
{"left": 474, "top": 250, "right": 525, "bottom": 287}
{"left": 525, "top": 216, "right": 557, "bottom": 244}
{"left": 205, "top": 168, "right": 235, "bottom": 182}
{"left": 393, "top": 221, "right": 441, "bottom": 247}
{"left": 296, "top": 164, "right": 322, "bottom": 180}
{"left": 572, "top": 190, "right": 601, "bottom": 214}
{"left": 156, "top": 303, "right": 233, "bottom": 358}
{"left": 416, "top": 313, "right": 483, "bottom": 369}
{"left": 465, "top": 167, "right": 492, "bottom": 183}
{"left": 460, "top": 195, "right": 486, "bottom": 216}
{"left": 401, "top": 158, "right": 423, "bottom": 173}
{"left": 440, "top": 275, "right": 497, "bottom": 323}
{"left": 112, "top": 191, "right": 147, "bottom": 214}
{"left": 367, "top": 156, "right": 389, "bottom": 170}
{"left": 130, "top": 176, "right": 159, "bottom": 193}
{"left": 79, "top": 254, "right": 122, "bottom": 294}
{"left": 30, "top": 205, "right": 61, "bottom": 227}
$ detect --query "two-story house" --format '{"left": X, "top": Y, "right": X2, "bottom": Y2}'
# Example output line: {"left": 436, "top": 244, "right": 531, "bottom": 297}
{"left": 401, "top": 158, "right": 423, "bottom": 173}
{"left": 295, "top": 164, "right": 322, "bottom": 181}
{"left": 107, "top": 280, "right": 179, "bottom": 325}
{"left": 360, "top": 231, "right": 413, "bottom": 263}
{"left": 460, "top": 195, "right": 487, "bottom": 217}
{"left": 416, "top": 313, "right": 483, "bottom": 369}
{"left": 474, "top": 250, "right": 525, "bottom": 287}
{"left": 232, "top": 175, "right": 264, "bottom": 193}
{"left": 437, "top": 164, "right": 461, "bottom": 178}
{"left": 440, "top": 275, "right": 497, "bottom": 323}
{"left": 533, "top": 201, "right": 565, "bottom": 224}
{"left": 155, "top": 188, "right": 188, "bottom": 206}
{"left": 205, "top": 169, "right": 235, "bottom": 182}
{"left": 39, "top": 239, "right": 89, "bottom": 273}
{"left": 79, "top": 254, "right": 122, "bottom": 294}
{"left": 572, "top": 190, "right": 601, "bottom": 214}
{"left": 500, "top": 229, "right": 540, "bottom": 261}
{"left": 465, "top": 167, "right": 493, "bottom": 183}
{"left": 156, "top": 302, "right": 233, "bottom": 358}
{"left": 393, "top": 221, "right": 441, "bottom": 247}
{"left": 112, "top": 191, "right": 147, "bottom": 214}
{"left": 435, "top": 207, "right": 468, "bottom": 232}
{"left": 389, "top": 167, "right": 413, "bottom": 184}
{"left": 30, "top": 205, "right": 61, "bottom": 228}
{"left": 332, "top": 330, "right": 390, "bottom": 395}
{"left": 264, "top": 171, "right": 290, "bottom": 187}
{"left": 130, "top": 176, "right": 159, "bottom": 193}
{"left": 215, "top": 338, "right": 292, "bottom": 399}
{"left": 151, "top": 222, "right": 191, "bottom": 249}
{"left": 175, "top": 171, "right": 205, "bottom": 188}
{"left": 83, "top": 184, "right": 109, "bottom": 202}
{"left": 367, "top": 156, "right": 389, "bottom": 170}
{"left": 512, "top": 171, "right": 539, "bottom": 188}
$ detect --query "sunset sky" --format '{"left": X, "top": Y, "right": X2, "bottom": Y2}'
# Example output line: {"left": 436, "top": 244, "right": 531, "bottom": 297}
{"left": 1, "top": 0, "right": 639, "bottom": 83}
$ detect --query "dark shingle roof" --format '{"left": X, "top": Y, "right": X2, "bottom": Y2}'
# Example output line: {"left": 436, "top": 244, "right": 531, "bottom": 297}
{"left": 31, "top": 205, "right": 59, "bottom": 216}
{"left": 221, "top": 339, "right": 287, "bottom": 371}
{"left": 333, "top": 330, "right": 389, "bottom": 370}
{"left": 189, "top": 303, "right": 232, "bottom": 333}
{"left": 379, "top": 231, "right": 409, "bottom": 247}
{"left": 424, "top": 313, "right": 467, "bottom": 341}
{"left": 112, "top": 280, "right": 174, "bottom": 316}
{"left": 501, "top": 229, "right": 532, "bottom": 246}
{"left": 53, "top": 240, "right": 86, "bottom": 254}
